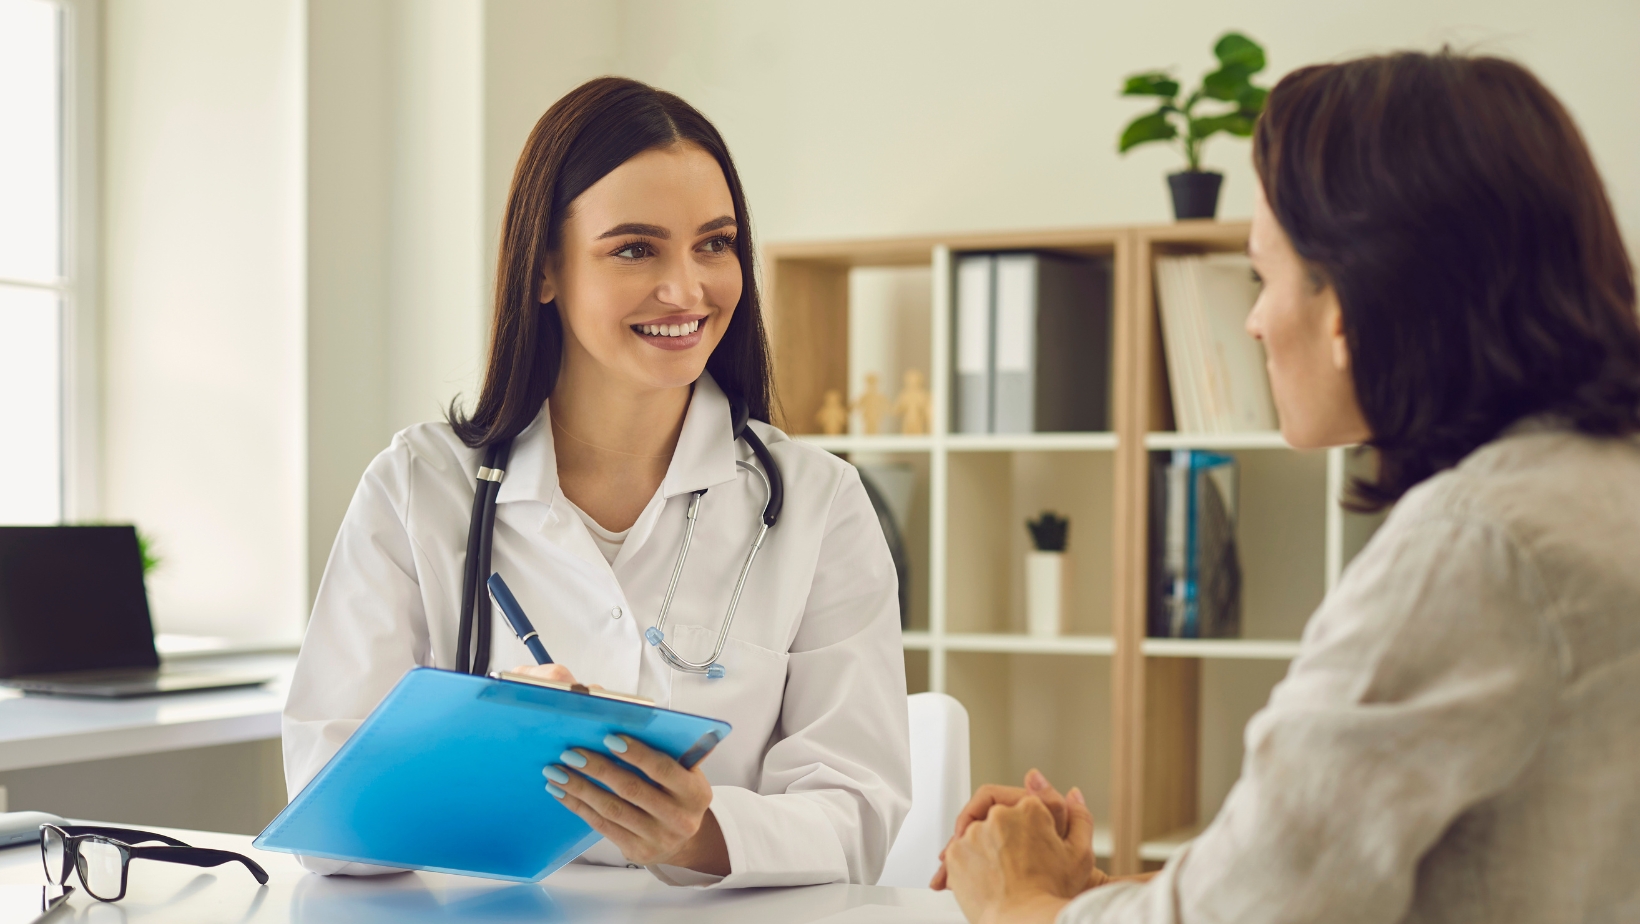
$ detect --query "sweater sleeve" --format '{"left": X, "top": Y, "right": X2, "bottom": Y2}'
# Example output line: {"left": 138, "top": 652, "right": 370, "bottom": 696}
{"left": 1060, "top": 514, "right": 1561, "bottom": 923}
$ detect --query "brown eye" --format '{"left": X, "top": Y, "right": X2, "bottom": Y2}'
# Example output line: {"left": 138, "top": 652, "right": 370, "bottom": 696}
{"left": 613, "top": 242, "right": 651, "bottom": 259}
{"left": 700, "top": 235, "right": 735, "bottom": 254}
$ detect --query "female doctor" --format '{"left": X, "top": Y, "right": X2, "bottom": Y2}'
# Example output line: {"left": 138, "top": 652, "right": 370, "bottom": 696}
{"left": 282, "top": 77, "right": 911, "bottom": 888}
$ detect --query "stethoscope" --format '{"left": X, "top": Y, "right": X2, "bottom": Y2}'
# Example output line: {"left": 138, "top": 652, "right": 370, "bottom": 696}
{"left": 454, "top": 393, "right": 784, "bottom": 680}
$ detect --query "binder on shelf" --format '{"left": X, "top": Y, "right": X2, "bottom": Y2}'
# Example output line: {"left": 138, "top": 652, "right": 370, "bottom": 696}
{"left": 951, "top": 251, "right": 1112, "bottom": 434}
{"left": 1154, "top": 254, "right": 1277, "bottom": 434}
{"left": 1146, "top": 450, "right": 1242, "bottom": 639}
{"left": 953, "top": 254, "right": 995, "bottom": 434}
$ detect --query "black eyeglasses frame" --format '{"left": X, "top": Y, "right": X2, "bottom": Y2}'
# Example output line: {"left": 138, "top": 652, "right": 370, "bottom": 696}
{"left": 39, "top": 824, "right": 270, "bottom": 903}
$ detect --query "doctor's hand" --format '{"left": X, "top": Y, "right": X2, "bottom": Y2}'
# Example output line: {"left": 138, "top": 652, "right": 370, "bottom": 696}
{"left": 510, "top": 663, "right": 603, "bottom": 691}
{"left": 931, "top": 769, "right": 1104, "bottom": 893}
{"left": 547, "top": 734, "right": 730, "bottom": 876}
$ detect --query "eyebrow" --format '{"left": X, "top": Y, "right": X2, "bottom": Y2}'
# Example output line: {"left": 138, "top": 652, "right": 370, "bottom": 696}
{"left": 594, "top": 216, "right": 737, "bottom": 241}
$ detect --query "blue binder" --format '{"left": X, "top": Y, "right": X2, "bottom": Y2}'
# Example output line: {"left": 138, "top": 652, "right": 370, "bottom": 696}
{"left": 254, "top": 667, "right": 732, "bottom": 881}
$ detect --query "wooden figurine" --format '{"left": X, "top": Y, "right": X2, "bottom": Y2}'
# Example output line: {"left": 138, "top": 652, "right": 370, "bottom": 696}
{"left": 893, "top": 368, "right": 932, "bottom": 435}
{"left": 815, "top": 389, "right": 849, "bottom": 435}
{"left": 853, "top": 373, "right": 892, "bottom": 435}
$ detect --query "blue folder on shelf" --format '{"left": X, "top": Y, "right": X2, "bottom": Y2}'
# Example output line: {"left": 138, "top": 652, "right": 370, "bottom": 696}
{"left": 254, "top": 667, "right": 731, "bottom": 882}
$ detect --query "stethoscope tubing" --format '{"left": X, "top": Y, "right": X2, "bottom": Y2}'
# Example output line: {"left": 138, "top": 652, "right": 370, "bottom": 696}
{"left": 455, "top": 395, "right": 782, "bottom": 679}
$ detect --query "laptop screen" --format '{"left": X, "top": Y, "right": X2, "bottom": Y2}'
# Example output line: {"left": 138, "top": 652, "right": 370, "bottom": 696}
{"left": 0, "top": 526, "right": 160, "bottom": 677}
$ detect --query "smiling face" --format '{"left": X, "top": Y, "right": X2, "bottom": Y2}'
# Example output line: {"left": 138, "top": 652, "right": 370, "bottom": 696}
{"left": 1245, "top": 183, "right": 1371, "bottom": 449}
{"left": 541, "top": 142, "right": 742, "bottom": 394}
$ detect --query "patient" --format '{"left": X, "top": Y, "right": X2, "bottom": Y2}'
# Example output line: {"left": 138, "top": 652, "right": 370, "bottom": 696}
{"left": 939, "top": 50, "right": 1640, "bottom": 923}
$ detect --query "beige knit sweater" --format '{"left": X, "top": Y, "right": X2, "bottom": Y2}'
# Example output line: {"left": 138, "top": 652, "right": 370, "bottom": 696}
{"left": 1062, "top": 420, "right": 1640, "bottom": 924}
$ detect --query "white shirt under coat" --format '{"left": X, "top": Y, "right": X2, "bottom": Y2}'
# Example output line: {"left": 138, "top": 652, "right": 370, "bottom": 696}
{"left": 282, "top": 374, "right": 912, "bottom": 888}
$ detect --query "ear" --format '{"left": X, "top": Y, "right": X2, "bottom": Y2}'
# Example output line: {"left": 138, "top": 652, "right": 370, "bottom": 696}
{"left": 1326, "top": 294, "right": 1350, "bottom": 373}
{"left": 538, "top": 259, "right": 558, "bottom": 305}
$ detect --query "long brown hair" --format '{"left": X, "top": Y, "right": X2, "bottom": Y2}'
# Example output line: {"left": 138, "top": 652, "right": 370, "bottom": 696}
{"left": 1254, "top": 51, "right": 1640, "bottom": 510}
{"left": 449, "top": 77, "right": 774, "bottom": 448}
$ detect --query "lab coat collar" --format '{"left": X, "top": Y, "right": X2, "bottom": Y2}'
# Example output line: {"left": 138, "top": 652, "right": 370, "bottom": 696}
{"left": 662, "top": 372, "right": 740, "bottom": 498}
{"left": 493, "top": 371, "right": 740, "bottom": 507}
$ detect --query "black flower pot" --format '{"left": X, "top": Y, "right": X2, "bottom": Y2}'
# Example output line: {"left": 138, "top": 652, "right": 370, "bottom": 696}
{"left": 1167, "top": 171, "right": 1224, "bottom": 220}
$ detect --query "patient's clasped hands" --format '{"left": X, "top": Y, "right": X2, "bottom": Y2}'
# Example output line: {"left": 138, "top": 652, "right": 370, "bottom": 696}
{"left": 933, "top": 769, "right": 1109, "bottom": 924}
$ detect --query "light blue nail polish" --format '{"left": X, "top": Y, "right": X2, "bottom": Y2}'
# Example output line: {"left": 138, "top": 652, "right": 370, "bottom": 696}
{"left": 603, "top": 734, "right": 628, "bottom": 754}
{"left": 545, "top": 782, "right": 565, "bottom": 799}
{"left": 543, "top": 765, "right": 569, "bottom": 784}
{"left": 560, "top": 749, "right": 587, "bottom": 769}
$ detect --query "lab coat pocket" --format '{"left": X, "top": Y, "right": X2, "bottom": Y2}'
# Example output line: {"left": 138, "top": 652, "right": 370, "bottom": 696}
{"left": 665, "top": 624, "right": 788, "bottom": 788}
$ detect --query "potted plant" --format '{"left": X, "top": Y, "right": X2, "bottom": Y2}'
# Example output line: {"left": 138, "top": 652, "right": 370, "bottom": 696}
{"left": 1025, "top": 512, "right": 1069, "bottom": 638}
{"left": 1118, "top": 32, "right": 1270, "bottom": 221}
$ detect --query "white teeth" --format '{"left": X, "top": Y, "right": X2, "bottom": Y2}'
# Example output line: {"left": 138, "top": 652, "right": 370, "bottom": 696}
{"left": 637, "top": 320, "right": 700, "bottom": 337}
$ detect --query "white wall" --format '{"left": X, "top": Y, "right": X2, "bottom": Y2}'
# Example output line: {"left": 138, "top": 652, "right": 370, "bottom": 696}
{"left": 602, "top": 0, "right": 1639, "bottom": 250}
{"left": 102, "top": 0, "right": 307, "bottom": 642}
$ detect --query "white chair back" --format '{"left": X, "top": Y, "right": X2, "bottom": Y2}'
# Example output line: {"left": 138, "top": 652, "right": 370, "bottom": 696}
{"left": 877, "top": 692, "right": 971, "bottom": 888}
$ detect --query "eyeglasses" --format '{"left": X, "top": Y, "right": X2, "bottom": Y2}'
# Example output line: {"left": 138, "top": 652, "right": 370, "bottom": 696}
{"left": 40, "top": 824, "right": 269, "bottom": 903}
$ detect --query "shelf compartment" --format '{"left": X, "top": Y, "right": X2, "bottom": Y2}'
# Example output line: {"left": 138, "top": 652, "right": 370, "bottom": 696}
{"left": 946, "top": 652, "right": 1113, "bottom": 825}
{"left": 946, "top": 451, "right": 1116, "bottom": 636}
{"left": 1141, "top": 638, "right": 1300, "bottom": 660}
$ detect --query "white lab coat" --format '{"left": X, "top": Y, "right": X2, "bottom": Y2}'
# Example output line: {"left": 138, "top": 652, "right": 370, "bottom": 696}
{"left": 282, "top": 374, "right": 912, "bottom": 888}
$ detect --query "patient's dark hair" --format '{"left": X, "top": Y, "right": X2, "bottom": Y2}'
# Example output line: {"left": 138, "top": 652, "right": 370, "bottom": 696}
{"left": 1254, "top": 51, "right": 1640, "bottom": 510}
{"left": 449, "top": 77, "right": 773, "bottom": 448}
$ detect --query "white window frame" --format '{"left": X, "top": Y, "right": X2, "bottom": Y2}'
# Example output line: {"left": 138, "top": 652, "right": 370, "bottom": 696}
{"left": 0, "top": 0, "right": 101, "bottom": 522}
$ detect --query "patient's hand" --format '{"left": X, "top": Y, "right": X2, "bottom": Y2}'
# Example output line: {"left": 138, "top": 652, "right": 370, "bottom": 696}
{"left": 945, "top": 793, "right": 1095, "bottom": 924}
{"left": 931, "top": 769, "right": 1104, "bottom": 893}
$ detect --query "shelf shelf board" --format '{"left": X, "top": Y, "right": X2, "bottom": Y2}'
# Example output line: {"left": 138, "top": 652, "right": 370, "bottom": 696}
{"left": 1141, "top": 638, "right": 1302, "bottom": 660}
{"left": 1144, "top": 431, "right": 1289, "bottom": 450}
{"left": 946, "top": 432, "right": 1118, "bottom": 452}
{"left": 904, "top": 632, "right": 1115, "bottom": 655}
{"left": 797, "top": 434, "right": 934, "bottom": 453}
{"left": 1139, "top": 825, "right": 1202, "bottom": 862}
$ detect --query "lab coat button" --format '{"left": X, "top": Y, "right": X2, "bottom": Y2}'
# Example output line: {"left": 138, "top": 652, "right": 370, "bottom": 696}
{"left": 611, "top": 607, "right": 623, "bottom": 619}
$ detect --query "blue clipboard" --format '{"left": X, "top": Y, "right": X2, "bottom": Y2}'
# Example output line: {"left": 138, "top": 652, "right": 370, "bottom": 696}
{"left": 254, "top": 667, "right": 732, "bottom": 881}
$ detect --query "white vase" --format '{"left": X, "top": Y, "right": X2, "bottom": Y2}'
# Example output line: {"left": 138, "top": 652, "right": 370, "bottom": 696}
{"left": 1025, "top": 551, "right": 1066, "bottom": 638}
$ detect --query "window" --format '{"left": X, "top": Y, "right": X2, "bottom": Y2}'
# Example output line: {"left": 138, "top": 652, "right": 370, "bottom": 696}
{"left": 0, "top": 0, "right": 64, "bottom": 524}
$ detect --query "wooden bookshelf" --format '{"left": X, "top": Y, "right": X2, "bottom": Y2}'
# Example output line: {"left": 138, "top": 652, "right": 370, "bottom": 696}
{"left": 763, "top": 222, "right": 1385, "bottom": 875}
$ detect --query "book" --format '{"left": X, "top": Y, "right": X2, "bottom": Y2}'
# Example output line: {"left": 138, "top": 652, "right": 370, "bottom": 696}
{"left": 1154, "top": 254, "right": 1277, "bottom": 433}
{"left": 1147, "top": 450, "right": 1241, "bottom": 639}
{"left": 953, "top": 252, "right": 1112, "bottom": 434}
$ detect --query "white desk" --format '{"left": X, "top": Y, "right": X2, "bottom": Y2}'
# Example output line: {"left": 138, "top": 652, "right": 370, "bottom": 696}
{"left": 0, "top": 824, "right": 966, "bottom": 923}
{"left": 0, "top": 654, "right": 295, "bottom": 773}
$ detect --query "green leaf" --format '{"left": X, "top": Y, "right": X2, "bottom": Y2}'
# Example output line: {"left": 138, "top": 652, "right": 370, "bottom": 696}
{"left": 1122, "top": 71, "right": 1180, "bottom": 98}
{"left": 1119, "top": 109, "right": 1179, "bottom": 152}
{"left": 1214, "top": 33, "right": 1266, "bottom": 73}
{"left": 1237, "top": 85, "right": 1269, "bottom": 114}
{"left": 1190, "top": 113, "right": 1257, "bottom": 140}
{"left": 1201, "top": 64, "right": 1254, "bottom": 101}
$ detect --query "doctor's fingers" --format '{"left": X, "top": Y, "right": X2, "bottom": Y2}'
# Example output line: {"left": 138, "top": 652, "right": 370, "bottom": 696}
{"left": 554, "top": 788, "right": 659, "bottom": 858}
{"left": 512, "top": 663, "right": 580, "bottom": 685}
{"left": 553, "top": 769, "right": 668, "bottom": 842}
{"left": 560, "top": 750, "right": 703, "bottom": 827}
{"left": 602, "top": 736, "right": 708, "bottom": 803}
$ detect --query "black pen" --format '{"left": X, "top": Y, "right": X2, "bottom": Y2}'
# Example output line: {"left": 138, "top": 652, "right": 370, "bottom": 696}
{"left": 486, "top": 573, "right": 553, "bottom": 665}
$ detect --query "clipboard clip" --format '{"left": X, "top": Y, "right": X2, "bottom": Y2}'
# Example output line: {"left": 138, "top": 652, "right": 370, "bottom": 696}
{"left": 490, "top": 670, "right": 655, "bottom": 707}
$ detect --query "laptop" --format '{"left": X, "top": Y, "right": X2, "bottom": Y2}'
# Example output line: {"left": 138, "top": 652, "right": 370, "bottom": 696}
{"left": 0, "top": 526, "right": 275, "bottom": 698}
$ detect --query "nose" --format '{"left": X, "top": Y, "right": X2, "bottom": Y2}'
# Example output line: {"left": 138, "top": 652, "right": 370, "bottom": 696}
{"left": 653, "top": 251, "right": 705, "bottom": 311}
{"left": 1245, "top": 297, "right": 1265, "bottom": 341}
